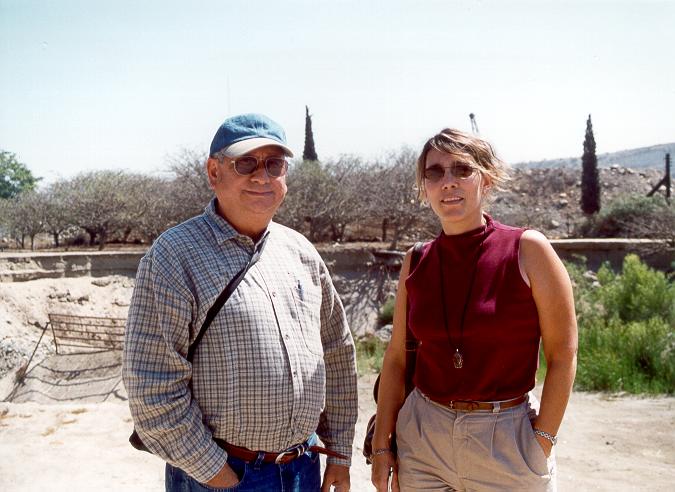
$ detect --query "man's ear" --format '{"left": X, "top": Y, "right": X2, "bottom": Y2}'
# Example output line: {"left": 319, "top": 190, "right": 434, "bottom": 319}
{"left": 206, "top": 157, "right": 219, "bottom": 189}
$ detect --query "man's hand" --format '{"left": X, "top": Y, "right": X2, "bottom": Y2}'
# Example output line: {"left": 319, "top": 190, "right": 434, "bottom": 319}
{"left": 371, "top": 452, "right": 398, "bottom": 492}
{"left": 321, "top": 463, "right": 350, "bottom": 492}
{"left": 205, "top": 463, "right": 240, "bottom": 488}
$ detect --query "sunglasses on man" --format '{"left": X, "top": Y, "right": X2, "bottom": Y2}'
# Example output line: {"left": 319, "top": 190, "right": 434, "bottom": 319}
{"left": 423, "top": 163, "right": 477, "bottom": 182}
{"left": 228, "top": 156, "right": 288, "bottom": 178}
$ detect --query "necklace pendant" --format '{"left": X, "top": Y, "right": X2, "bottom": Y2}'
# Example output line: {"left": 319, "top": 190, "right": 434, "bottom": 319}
{"left": 453, "top": 350, "right": 464, "bottom": 369}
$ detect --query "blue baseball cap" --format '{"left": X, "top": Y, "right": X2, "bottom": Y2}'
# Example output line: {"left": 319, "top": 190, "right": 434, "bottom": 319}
{"left": 209, "top": 113, "right": 294, "bottom": 158}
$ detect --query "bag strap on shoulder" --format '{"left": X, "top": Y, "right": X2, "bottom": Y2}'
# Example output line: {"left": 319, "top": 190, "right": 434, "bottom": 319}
{"left": 187, "top": 231, "right": 270, "bottom": 363}
{"left": 404, "top": 241, "right": 424, "bottom": 396}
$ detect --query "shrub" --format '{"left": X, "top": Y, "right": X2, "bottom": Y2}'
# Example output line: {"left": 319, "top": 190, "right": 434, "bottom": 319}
{"left": 377, "top": 297, "right": 396, "bottom": 325}
{"left": 595, "top": 255, "right": 674, "bottom": 324}
{"left": 571, "top": 254, "right": 675, "bottom": 394}
{"left": 355, "top": 335, "right": 388, "bottom": 375}
{"left": 576, "top": 317, "right": 675, "bottom": 393}
{"left": 578, "top": 194, "right": 674, "bottom": 239}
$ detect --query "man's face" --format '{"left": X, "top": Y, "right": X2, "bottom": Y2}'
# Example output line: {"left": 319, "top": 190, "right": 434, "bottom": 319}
{"left": 207, "top": 145, "right": 288, "bottom": 236}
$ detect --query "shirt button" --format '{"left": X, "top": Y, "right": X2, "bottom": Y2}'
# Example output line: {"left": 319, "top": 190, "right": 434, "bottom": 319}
{"left": 272, "top": 291, "right": 277, "bottom": 297}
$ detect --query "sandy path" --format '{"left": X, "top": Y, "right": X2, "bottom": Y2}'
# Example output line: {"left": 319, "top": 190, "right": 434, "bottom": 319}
{"left": 1, "top": 373, "right": 673, "bottom": 492}
{"left": 1, "top": 276, "right": 673, "bottom": 490}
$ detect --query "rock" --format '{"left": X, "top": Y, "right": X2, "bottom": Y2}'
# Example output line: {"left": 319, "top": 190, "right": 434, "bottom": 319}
{"left": 375, "top": 324, "right": 392, "bottom": 342}
{"left": 77, "top": 295, "right": 89, "bottom": 304}
{"left": 91, "top": 279, "right": 111, "bottom": 287}
{"left": 550, "top": 220, "right": 560, "bottom": 228}
{"left": 559, "top": 193, "right": 568, "bottom": 198}
{"left": 113, "top": 299, "right": 130, "bottom": 307}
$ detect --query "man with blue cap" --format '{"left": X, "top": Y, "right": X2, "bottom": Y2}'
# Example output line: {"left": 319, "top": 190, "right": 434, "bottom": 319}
{"left": 124, "top": 113, "right": 357, "bottom": 491}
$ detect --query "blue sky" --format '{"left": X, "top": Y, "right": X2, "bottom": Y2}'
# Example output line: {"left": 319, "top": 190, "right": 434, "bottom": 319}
{"left": 1, "top": 0, "right": 674, "bottom": 184}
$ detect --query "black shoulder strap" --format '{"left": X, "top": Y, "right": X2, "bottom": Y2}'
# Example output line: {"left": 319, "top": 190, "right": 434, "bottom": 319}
{"left": 404, "top": 241, "right": 424, "bottom": 396}
{"left": 187, "top": 231, "right": 270, "bottom": 363}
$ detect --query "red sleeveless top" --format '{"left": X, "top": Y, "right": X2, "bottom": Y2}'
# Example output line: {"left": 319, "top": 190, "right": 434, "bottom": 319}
{"left": 406, "top": 215, "right": 540, "bottom": 402}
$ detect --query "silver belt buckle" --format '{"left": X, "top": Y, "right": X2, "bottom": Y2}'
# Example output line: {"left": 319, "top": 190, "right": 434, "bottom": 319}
{"left": 274, "top": 442, "right": 307, "bottom": 464}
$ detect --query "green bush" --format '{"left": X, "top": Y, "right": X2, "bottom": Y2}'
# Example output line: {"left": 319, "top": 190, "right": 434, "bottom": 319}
{"left": 576, "top": 317, "right": 675, "bottom": 393}
{"left": 570, "top": 254, "right": 675, "bottom": 394}
{"left": 595, "top": 255, "right": 674, "bottom": 324}
{"left": 578, "top": 194, "right": 674, "bottom": 238}
{"left": 377, "top": 297, "right": 396, "bottom": 326}
{"left": 355, "top": 335, "right": 388, "bottom": 376}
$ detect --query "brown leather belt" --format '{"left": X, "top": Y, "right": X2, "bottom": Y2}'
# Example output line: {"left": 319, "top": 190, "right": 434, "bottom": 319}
{"left": 214, "top": 438, "right": 348, "bottom": 465}
{"left": 433, "top": 394, "right": 526, "bottom": 412}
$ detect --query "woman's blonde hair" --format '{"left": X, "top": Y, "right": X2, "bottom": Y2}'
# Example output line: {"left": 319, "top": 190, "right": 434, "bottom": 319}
{"left": 415, "top": 128, "right": 510, "bottom": 202}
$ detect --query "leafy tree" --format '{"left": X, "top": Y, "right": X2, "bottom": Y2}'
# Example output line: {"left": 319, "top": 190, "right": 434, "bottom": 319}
{"left": 0, "top": 151, "right": 40, "bottom": 199}
{"left": 1, "top": 191, "right": 44, "bottom": 249}
{"left": 61, "top": 170, "right": 135, "bottom": 249}
{"left": 302, "top": 106, "right": 318, "bottom": 162}
{"left": 581, "top": 114, "right": 600, "bottom": 214}
{"left": 122, "top": 174, "right": 178, "bottom": 242}
{"left": 41, "top": 182, "right": 77, "bottom": 247}
{"left": 368, "top": 147, "right": 432, "bottom": 249}
{"left": 278, "top": 157, "right": 364, "bottom": 241}
{"left": 165, "top": 149, "right": 213, "bottom": 223}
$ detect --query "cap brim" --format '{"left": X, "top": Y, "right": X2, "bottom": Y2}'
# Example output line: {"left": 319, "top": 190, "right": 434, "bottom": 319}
{"left": 223, "top": 138, "right": 294, "bottom": 158}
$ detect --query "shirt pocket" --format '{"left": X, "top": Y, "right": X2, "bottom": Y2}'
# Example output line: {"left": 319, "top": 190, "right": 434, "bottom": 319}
{"left": 290, "top": 279, "right": 324, "bottom": 356}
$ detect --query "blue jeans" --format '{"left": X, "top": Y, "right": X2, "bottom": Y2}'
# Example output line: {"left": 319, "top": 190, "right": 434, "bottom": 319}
{"left": 165, "top": 437, "right": 322, "bottom": 492}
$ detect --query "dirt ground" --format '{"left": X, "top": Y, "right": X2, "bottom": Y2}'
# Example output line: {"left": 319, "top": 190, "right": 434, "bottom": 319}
{"left": 1, "top": 371, "right": 673, "bottom": 491}
{"left": 1, "top": 276, "right": 674, "bottom": 491}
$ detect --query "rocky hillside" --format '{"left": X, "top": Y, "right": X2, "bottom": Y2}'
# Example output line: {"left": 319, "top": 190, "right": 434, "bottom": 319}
{"left": 489, "top": 165, "right": 667, "bottom": 239}
{"left": 517, "top": 142, "right": 674, "bottom": 170}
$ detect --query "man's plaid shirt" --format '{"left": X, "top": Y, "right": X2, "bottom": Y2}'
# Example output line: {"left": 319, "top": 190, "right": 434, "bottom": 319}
{"left": 123, "top": 199, "right": 357, "bottom": 483}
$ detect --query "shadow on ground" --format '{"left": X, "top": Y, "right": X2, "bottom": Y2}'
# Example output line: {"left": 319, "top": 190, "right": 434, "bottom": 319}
{"left": 4, "top": 350, "right": 126, "bottom": 403}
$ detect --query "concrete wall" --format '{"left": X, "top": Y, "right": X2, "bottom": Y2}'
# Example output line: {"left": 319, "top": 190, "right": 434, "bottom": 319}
{"left": 0, "top": 239, "right": 672, "bottom": 282}
{"left": 0, "top": 251, "right": 142, "bottom": 282}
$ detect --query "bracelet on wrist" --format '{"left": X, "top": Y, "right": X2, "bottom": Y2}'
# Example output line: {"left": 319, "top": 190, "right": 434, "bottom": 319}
{"left": 533, "top": 428, "right": 558, "bottom": 445}
{"left": 371, "top": 448, "right": 393, "bottom": 457}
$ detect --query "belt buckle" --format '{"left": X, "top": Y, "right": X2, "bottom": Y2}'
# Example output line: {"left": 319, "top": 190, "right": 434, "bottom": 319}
{"left": 448, "top": 401, "right": 454, "bottom": 409}
{"left": 274, "top": 442, "right": 307, "bottom": 464}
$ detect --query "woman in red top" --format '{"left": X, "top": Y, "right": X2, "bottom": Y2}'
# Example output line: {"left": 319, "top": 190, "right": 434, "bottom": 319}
{"left": 371, "top": 128, "right": 577, "bottom": 491}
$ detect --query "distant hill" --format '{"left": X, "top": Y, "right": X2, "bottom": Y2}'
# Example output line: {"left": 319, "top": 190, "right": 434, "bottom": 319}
{"left": 516, "top": 142, "right": 674, "bottom": 170}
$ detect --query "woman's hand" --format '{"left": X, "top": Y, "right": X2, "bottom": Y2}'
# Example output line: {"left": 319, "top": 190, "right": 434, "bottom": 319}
{"left": 534, "top": 433, "right": 553, "bottom": 458}
{"left": 371, "top": 451, "right": 398, "bottom": 492}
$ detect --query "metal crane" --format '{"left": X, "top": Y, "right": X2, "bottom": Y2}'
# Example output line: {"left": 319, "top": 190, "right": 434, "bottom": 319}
{"left": 469, "top": 113, "right": 480, "bottom": 135}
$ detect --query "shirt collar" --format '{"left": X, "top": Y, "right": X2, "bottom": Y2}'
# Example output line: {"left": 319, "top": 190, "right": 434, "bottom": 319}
{"left": 203, "top": 197, "right": 272, "bottom": 246}
{"left": 203, "top": 197, "right": 240, "bottom": 244}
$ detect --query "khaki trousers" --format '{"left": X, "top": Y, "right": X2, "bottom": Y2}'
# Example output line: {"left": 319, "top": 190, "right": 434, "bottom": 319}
{"left": 396, "top": 388, "right": 556, "bottom": 492}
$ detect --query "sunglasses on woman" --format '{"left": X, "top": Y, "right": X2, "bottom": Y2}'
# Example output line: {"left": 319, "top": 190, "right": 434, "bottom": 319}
{"left": 229, "top": 156, "right": 288, "bottom": 178}
{"left": 423, "top": 163, "right": 477, "bottom": 182}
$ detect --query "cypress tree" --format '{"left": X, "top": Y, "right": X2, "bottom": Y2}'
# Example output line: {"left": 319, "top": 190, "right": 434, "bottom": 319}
{"left": 581, "top": 114, "right": 600, "bottom": 214}
{"left": 303, "top": 105, "right": 318, "bottom": 161}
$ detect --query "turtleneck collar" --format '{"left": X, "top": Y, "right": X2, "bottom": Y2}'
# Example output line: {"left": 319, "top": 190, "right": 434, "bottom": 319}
{"left": 439, "top": 214, "right": 494, "bottom": 241}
